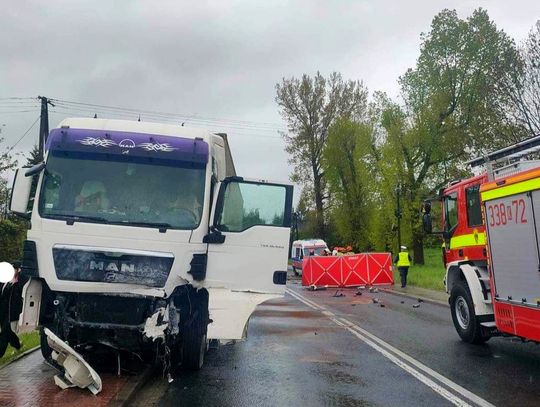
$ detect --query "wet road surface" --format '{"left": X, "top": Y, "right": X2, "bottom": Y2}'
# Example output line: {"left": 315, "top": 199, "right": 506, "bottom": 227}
{"left": 288, "top": 284, "right": 540, "bottom": 407}
{"left": 134, "top": 288, "right": 458, "bottom": 406}
{"left": 133, "top": 283, "right": 540, "bottom": 407}
{"left": 6, "top": 281, "right": 540, "bottom": 406}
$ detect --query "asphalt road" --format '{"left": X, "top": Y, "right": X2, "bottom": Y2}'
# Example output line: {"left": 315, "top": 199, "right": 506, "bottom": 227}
{"left": 131, "top": 279, "right": 540, "bottom": 407}
{"left": 9, "top": 282, "right": 540, "bottom": 405}
{"left": 287, "top": 283, "right": 540, "bottom": 407}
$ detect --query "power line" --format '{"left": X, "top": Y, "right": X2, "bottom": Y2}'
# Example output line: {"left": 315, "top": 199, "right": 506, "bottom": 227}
{"left": 7, "top": 116, "right": 40, "bottom": 152}
{"left": 0, "top": 109, "right": 40, "bottom": 115}
{"left": 0, "top": 97, "right": 34, "bottom": 101}
{"left": 0, "top": 103, "right": 40, "bottom": 107}
{"left": 50, "top": 97, "right": 286, "bottom": 130}
{"left": 48, "top": 109, "right": 283, "bottom": 139}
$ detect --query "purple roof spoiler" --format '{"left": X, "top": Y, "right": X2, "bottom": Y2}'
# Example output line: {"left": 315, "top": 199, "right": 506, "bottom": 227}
{"left": 46, "top": 128, "right": 209, "bottom": 164}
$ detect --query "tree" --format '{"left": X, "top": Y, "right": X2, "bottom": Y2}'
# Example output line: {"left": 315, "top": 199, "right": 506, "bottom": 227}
{"left": 275, "top": 72, "right": 368, "bottom": 240}
{"left": 378, "top": 9, "right": 520, "bottom": 264}
{"left": 498, "top": 21, "right": 540, "bottom": 137}
{"left": 322, "top": 118, "right": 375, "bottom": 250}
{"left": 26, "top": 144, "right": 41, "bottom": 166}
{"left": 26, "top": 144, "right": 41, "bottom": 210}
{"left": 0, "top": 136, "right": 16, "bottom": 219}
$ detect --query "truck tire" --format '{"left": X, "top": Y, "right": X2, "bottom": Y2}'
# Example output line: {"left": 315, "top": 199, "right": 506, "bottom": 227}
{"left": 450, "top": 280, "right": 490, "bottom": 344}
{"left": 182, "top": 310, "right": 208, "bottom": 370}
{"left": 40, "top": 327, "right": 61, "bottom": 369}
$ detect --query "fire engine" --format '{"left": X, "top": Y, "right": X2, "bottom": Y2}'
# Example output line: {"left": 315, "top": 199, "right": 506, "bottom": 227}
{"left": 423, "top": 135, "right": 540, "bottom": 344}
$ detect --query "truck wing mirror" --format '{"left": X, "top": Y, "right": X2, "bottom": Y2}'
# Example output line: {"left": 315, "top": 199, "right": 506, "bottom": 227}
{"left": 25, "top": 162, "right": 46, "bottom": 177}
{"left": 203, "top": 226, "right": 226, "bottom": 244}
{"left": 10, "top": 168, "right": 33, "bottom": 218}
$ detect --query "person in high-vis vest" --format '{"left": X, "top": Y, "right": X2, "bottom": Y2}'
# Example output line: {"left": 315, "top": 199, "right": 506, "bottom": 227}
{"left": 395, "top": 246, "right": 412, "bottom": 288}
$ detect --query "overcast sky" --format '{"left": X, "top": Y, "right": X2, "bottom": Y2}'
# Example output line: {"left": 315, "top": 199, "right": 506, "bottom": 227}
{"left": 1, "top": 0, "right": 539, "bottom": 201}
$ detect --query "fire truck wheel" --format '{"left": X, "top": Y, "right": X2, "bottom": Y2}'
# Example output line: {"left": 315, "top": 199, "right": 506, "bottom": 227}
{"left": 450, "top": 280, "right": 489, "bottom": 344}
{"left": 182, "top": 309, "right": 208, "bottom": 370}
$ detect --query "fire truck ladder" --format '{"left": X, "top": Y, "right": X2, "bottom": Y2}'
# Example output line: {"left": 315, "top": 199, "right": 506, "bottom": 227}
{"left": 467, "top": 134, "right": 540, "bottom": 180}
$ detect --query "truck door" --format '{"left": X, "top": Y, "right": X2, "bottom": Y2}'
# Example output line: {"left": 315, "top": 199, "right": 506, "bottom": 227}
{"left": 205, "top": 177, "right": 293, "bottom": 294}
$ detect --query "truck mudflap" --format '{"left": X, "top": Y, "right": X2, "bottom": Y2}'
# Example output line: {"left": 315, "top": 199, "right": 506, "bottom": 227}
{"left": 44, "top": 328, "right": 102, "bottom": 395}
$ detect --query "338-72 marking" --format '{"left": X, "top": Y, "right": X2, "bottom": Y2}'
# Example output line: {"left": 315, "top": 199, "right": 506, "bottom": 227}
{"left": 487, "top": 198, "right": 527, "bottom": 227}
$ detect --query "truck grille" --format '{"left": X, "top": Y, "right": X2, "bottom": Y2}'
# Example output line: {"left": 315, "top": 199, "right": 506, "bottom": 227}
{"left": 53, "top": 246, "right": 173, "bottom": 288}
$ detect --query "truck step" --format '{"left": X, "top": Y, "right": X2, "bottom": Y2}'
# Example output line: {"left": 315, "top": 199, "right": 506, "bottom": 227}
{"left": 480, "top": 321, "right": 496, "bottom": 328}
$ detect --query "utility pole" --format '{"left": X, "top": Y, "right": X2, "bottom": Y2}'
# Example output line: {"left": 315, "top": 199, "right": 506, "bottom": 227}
{"left": 38, "top": 96, "right": 54, "bottom": 161}
{"left": 395, "top": 184, "right": 402, "bottom": 253}
{"left": 293, "top": 212, "right": 299, "bottom": 241}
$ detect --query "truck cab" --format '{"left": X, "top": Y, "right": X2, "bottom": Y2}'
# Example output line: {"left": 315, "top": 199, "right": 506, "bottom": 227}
{"left": 439, "top": 174, "right": 488, "bottom": 268}
{"left": 10, "top": 118, "right": 293, "bottom": 373}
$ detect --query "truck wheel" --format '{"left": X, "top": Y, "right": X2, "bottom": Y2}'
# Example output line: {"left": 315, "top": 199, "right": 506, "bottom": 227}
{"left": 450, "top": 280, "right": 489, "bottom": 344}
{"left": 40, "top": 327, "right": 61, "bottom": 369}
{"left": 182, "top": 310, "right": 208, "bottom": 370}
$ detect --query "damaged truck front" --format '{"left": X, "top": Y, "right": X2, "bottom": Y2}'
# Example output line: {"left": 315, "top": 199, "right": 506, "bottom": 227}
{"left": 10, "top": 118, "right": 293, "bottom": 375}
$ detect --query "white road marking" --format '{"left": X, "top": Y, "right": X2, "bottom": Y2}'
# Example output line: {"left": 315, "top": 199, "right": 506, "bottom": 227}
{"left": 286, "top": 288, "right": 495, "bottom": 407}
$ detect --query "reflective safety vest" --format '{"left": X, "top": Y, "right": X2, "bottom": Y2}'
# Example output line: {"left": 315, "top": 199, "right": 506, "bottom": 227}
{"left": 397, "top": 252, "right": 410, "bottom": 267}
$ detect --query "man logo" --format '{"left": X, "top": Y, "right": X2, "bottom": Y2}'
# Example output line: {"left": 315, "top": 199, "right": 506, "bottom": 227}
{"left": 119, "top": 139, "right": 136, "bottom": 149}
{"left": 90, "top": 260, "right": 135, "bottom": 273}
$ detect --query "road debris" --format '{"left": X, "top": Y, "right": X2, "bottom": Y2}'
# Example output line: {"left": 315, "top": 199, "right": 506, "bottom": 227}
{"left": 308, "top": 285, "right": 327, "bottom": 291}
{"left": 333, "top": 290, "right": 345, "bottom": 297}
{"left": 45, "top": 328, "right": 102, "bottom": 395}
{"left": 417, "top": 298, "right": 424, "bottom": 303}
{"left": 413, "top": 304, "right": 421, "bottom": 309}
{"left": 372, "top": 298, "right": 380, "bottom": 304}
{"left": 380, "top": 303, "right": 386, "bottom": 308}
{"left": 369, "top": 287, "right": 379, "bottom": 293}
{"left": 401, "top": 301, "right": 405, "bottom": 304}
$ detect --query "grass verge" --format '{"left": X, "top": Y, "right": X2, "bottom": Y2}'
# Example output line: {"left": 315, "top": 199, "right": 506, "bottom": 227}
{"left": 393, "top": 247, "right": 446, "bottom": 291}
{"left": 0, "top": 330, "right": 40, "bottom": 367}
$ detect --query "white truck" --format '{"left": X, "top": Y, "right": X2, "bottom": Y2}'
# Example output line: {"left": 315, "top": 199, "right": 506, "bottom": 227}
{"left": 10, "top": 118, "right": 293, "bottom": 378}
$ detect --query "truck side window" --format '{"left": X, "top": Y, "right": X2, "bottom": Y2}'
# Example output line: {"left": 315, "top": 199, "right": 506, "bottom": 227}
{"left": 445, "top": 193, "right": 458, "bottom": 231}
{"left": 218, "top": 181, "right": 288, "bottom": 232}
{"left": 465, "top": 185, "right": 482, "bottom": 227}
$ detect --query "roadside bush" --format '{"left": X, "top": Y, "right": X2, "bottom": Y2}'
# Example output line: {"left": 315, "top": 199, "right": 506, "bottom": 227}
{"left": 0, "top": 219, "right": 27, "bottom": 262}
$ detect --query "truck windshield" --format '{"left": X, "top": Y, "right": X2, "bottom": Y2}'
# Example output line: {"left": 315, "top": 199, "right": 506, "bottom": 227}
{"left": 38, "top": 154, "right": 206, "bottom": 229}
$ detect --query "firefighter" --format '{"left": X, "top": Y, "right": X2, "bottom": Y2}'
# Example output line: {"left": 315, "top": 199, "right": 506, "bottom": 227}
{"left": 395, "top": 246, "right": 412, "bottom": 288}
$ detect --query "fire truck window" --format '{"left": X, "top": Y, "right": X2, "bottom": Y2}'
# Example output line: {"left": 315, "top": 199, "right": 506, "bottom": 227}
{"left": 445, "top": 194, "right": 458, "bottom": 231}
{"left": 466, "top": 185, "right": 482, "bottom": 227}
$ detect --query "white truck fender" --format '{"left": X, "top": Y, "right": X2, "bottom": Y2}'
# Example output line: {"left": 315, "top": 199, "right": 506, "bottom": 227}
{"left": 445, "top": 262, "right": 493, "bottom": 316}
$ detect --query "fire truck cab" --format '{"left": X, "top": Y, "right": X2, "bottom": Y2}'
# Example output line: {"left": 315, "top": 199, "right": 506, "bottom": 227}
{"left": 430, "top": 174, "right": 494, "bottom": 343}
